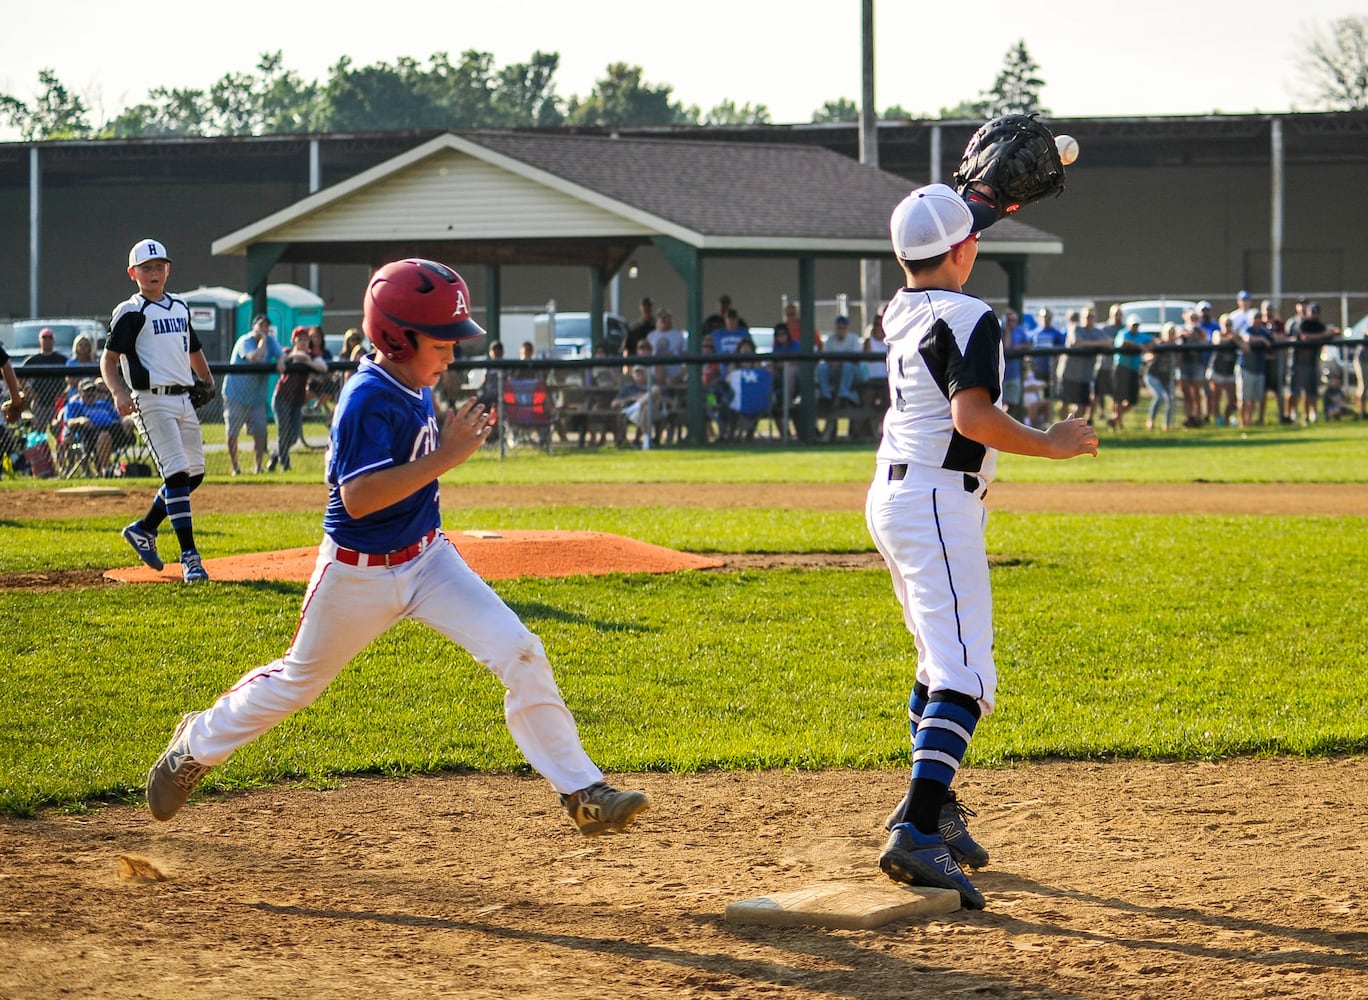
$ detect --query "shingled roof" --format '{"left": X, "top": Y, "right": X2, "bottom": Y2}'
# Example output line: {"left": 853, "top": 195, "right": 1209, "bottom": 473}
{"left": 464, "top": 130, "right": 1059, "bottom": 250}
{"left": 213, "top": 130, "right": 1061, "bottom": 259}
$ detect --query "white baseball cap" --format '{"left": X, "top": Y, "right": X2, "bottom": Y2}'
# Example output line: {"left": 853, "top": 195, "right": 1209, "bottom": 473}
{"left": 890, "top": 184, "right": 990, "bottom": 261}
{"left": 128, "top": 238, "right": 171, "bottom": 267}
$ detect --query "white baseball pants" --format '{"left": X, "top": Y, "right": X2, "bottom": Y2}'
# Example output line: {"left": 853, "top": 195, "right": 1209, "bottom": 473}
{"left": 184, "top": 534, "right": 605, "bottom": 795}
{"left": 131, "top": 391, "right": 204, "bottom": 478}
{"left": 866, "top": 463, "right": 998, "bottom": 717}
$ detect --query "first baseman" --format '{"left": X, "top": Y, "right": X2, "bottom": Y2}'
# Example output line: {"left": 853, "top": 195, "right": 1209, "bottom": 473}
{"left": 869, "top": 185, "right": 1097, "bottom": 909}
{"left": 145, "top": 258, "right": 650, "bottom": 838}
{"left": 101, "top": 239, "right": 215, "bottom": 582}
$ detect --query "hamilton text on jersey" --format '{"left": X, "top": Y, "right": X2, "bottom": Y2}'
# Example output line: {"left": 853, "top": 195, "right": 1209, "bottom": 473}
{"left": 149, "top": 315, "right": 190, "bottom": 335}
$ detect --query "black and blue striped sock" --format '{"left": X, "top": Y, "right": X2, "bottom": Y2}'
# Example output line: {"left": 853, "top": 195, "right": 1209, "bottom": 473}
{"left": 905, "top": 691, "right": 980, "bottom": 835}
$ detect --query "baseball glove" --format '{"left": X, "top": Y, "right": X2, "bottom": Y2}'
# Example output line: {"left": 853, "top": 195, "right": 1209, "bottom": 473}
{"left": 3, "top": 393, "right": 26, "bottom": 424}
{"left": 188, "top": 378, "right": 216, "bottom": 410}
{"left": 953, "top": 113, "right": 1066, "bottom": 220}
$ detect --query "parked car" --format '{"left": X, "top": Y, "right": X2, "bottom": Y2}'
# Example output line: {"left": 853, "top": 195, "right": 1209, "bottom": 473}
{"left": 1019, "top": 298, "right": 1097, "bottom": 333}
{"left": 2, "top": 318, "right": 106, "bottom": 364}
{"left": 534, "top": 312, "right": 629, "bottom": 359}
{"left": 1326, "top": 313, "right": 1368, "bottom": 386}
{"left": 1117, "top": 299, "right": 1199, "bottom": 336}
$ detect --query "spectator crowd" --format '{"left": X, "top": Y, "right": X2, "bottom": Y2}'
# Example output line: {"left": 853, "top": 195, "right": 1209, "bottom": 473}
{"left": 4, "top": 289, "right": 1366, "bottom": 475}
{"left": 1000, "top": 294, "right": 1363, "bottom": 432}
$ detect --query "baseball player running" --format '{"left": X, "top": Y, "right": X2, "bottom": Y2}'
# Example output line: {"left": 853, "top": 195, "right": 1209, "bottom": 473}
{"left": 102, "top": 239, "right": 215, "bottom": 582}
{"left": 869, "top": 184, "right": 1096, "bottom": 909}
{"left": 146, "top": 258, "right": 650, "bottom": 838}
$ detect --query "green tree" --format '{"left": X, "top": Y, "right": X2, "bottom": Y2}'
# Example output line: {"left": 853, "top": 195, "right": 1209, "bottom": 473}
{"left": 811, "top": 98, "right": 859, "bottom": 123}
{"left": 426, "top": 50, "right": 499, "bottom": 128}
{"left": 565, "top": 63, "right": 696, "bottom": 127}
{"left": 938, "top": 98, "right": 979, "bottom": 119}
{"left": 107, "top": 87, "right": 210, "bottom": 137}
{"left": 205, "top": 52, "right": 320, "bottom": 134}
{"left": 973, "top": 40, "right": 1048, "bottom": 118}
{"left": 702, "top": 99, "right": 771, "bottom": 126}
{"left": 0, "top": 69, "right": 95, "bottom": 139}
{"left": 1297, "top": 15, "right": 1368, "bottom": 110}
{"left": 318, "top": 50, "right": 536, "bottom": 130}
{"left": 319, "top": 57, "right": 437, "bottom": 131}
{"left": 493, "top": 51, "right": 565, "bottom": 127}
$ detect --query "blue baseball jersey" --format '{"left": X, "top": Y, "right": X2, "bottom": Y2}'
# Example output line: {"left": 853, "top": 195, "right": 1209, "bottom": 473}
{"left": 725, "top": 366, "right": 773, "bottom": 415}
{"left": 323, "top": 356, "right": 442, "bottom": 552}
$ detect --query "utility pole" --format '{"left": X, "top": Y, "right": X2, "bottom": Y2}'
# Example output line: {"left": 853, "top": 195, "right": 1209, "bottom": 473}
{"left": 859, "top": 0, "right": 882, "bottom": 335}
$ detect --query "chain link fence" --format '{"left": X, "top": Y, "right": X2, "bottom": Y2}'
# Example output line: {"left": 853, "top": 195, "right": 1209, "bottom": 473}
{"left": 4, "top": 338, "right": 1366, "bottom": 480}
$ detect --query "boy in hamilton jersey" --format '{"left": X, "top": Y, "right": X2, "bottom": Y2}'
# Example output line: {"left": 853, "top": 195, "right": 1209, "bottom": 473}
{"left": 101, "top": 239, "right": 215, "bottom": 582}
{"left": 146, "top": 258, "right": 650, "bottom": 839}
{"left": 867, "top": 185, "right": 1097, "bottom": 909}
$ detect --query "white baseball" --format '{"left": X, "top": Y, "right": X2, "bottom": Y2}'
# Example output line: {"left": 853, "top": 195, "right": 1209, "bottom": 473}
{"left": 1055, "top": 134, "right": 1079, "bottom": 166}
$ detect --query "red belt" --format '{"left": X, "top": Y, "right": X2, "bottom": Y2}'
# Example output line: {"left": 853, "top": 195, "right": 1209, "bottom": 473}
{"left": 333, "top": 529, "right": 439, "bottom": 568}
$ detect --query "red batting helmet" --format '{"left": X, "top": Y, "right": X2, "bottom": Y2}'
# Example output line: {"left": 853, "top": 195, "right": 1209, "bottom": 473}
{"left": 363, "top": 258, "right": 485, "bottom": 362}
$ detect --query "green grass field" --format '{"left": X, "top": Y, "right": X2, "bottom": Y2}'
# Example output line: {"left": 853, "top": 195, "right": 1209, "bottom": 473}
{"left": 2, "top": 421, "right": 1366, "bottom": 816}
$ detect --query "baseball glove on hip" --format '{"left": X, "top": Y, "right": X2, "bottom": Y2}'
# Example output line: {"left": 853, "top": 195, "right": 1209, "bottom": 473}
{"left": 188, "top": 378, "right": 216, "bottom": 410}
{"left": 3, "top": 393, "right": 26, "bottom": 424}
{"left": 953, "top": 113, "right": 1066, "bottom": 220}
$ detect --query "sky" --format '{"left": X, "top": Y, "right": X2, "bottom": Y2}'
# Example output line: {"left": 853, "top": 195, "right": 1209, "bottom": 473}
{"left": 0, "top": 0, "right": 1359, "bottom": 132}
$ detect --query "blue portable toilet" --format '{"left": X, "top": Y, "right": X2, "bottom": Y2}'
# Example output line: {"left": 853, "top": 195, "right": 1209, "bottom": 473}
{"left": 235, "top": 284, "right": 325, "bottom": 340}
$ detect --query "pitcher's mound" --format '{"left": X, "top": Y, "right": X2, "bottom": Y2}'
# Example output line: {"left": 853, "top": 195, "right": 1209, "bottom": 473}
{"left": 105, "top": 530, "right": 723, "bottom": 584}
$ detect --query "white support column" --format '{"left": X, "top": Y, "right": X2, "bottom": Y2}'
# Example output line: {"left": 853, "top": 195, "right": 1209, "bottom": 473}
{"left": 309, "top": 139, "right": 322, "bottom": 296}
{"left": 858, "top": 0, "right": 882, "bottom": 335}
{"left": 29, "top": 147, "right": 40, "bottom": 317}
{"left": 1270, "top": 118, "right": 1284, "bottom": 307}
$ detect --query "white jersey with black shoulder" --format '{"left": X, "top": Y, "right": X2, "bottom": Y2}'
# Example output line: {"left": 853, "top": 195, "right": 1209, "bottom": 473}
{"left": 107, "top": 292, "right": 201, "bottom": 391}
{"left": 875, "top": 287, "right": 1005, "bottom": 482}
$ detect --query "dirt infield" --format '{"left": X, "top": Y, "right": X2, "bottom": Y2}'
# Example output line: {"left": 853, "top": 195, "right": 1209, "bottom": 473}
{"left": 4, "top": 480, "right": 1368, "bottom": 998}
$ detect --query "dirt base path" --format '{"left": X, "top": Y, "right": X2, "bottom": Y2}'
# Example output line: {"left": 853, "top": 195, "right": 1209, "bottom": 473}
{"left": 3, "top": 759, "right": 1366, "bottom": 999}
{"left": 4, "top": 480, "right": 1368, "bottom": 998}
{"left": 14, "top": 479, "right": 1368, "bottom": 519}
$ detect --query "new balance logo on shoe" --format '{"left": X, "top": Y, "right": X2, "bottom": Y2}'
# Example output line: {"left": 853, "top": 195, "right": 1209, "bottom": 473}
{"left": 879, "top": 823, "right": 986, "bottom": 910}
{"left": 121, "top": 521, "right": 163, "bottom": 571}
{"left": 147, "top": 712, "right": 212, "bottom": 821}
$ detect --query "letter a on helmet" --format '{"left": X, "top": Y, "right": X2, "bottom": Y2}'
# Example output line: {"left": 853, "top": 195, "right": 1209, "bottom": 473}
{"left": 364, "top": 258, "right": 486, "bottom": 362}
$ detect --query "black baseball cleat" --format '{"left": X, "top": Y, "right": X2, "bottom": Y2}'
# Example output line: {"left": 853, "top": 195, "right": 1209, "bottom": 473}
{"left": 884, "top": 789, "right": 990, "bottom": 868}
{"left": 936, "top": 790, "right": 990, "bottom": 869}
{"left": 880, "top": 823, "right": 986, "bottom": 910}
